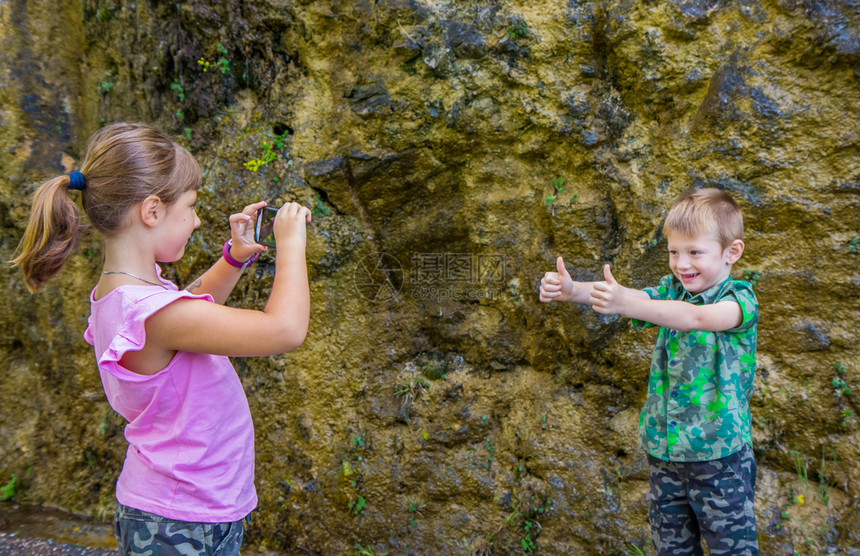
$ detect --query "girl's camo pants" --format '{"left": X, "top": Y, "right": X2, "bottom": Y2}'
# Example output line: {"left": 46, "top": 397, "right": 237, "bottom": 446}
{"left": 114, "top": 502, "right": 244, "bottom": 556}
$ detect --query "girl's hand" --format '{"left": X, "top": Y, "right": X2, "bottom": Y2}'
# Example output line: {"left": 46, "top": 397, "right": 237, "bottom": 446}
{"left": 228, "top": 201, "right": 269, "bottom": 262}
{"left": 274, "top": 202, "right": 312, "bottom": 247}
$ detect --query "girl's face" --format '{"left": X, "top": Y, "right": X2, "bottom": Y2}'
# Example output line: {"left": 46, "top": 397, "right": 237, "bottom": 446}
{"left": 666, "top": 232, "right": 736, "bottom": 294}
{"left": 156, "top": 190, "right": 201, "bottom": 262}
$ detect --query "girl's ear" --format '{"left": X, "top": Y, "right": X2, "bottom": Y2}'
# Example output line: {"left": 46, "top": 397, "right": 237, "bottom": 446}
{"left": 726, "top": 239, "right": 745, "bottom": 265}
{"left": 139, "top": 195, "right": 163, "bottom": 228}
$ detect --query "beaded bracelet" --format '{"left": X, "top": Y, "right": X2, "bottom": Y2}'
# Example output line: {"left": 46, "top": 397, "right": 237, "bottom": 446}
{"left": 222, "top": 239, "right": 259, "bottom": 270}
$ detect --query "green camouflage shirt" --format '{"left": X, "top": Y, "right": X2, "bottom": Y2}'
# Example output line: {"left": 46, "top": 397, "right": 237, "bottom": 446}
{"left": 632, "top": 275, "right": 758, "bottom": 462}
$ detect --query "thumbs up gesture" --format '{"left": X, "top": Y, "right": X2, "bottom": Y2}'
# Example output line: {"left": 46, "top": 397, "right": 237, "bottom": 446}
{"left": 590, "top": 264, "right": 624, "bottom": 314}
{"left": 603, "top": 264, "right": 617, "bottom": 285}
{"left": 539, "top": 256, "right": 575, "bottom": 302}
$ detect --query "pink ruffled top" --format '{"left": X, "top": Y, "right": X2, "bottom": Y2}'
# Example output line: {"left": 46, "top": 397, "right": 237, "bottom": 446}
{"left": 84, "top": 268, "right": 256, "bottom": 522}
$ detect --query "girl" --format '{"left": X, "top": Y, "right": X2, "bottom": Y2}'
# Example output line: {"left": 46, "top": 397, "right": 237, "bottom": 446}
{"left": 12, "top": 122, "right": 311, "bottom": 555}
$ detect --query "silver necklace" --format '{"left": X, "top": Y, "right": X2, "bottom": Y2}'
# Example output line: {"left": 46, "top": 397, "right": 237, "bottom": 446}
{"left": 102, "top": 270, "right": 168, "bottom": 288}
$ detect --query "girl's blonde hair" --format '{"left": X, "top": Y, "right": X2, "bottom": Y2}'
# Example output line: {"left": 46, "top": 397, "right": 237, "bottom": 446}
{"left": 12, "top": 122, "right": 201, "bottom": 292}
{"left": 663, "top": 187, "right": 744, "bottom": 248}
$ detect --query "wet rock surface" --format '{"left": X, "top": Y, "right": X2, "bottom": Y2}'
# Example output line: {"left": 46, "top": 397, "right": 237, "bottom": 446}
{"left": 0, "top": 535, "right": 116, "bottom": 556}
{"left": 0, "top": 503, "right": 116, "bottom": 555}
{"left": 1, "top": 1, "right": 858, "bottom": 554}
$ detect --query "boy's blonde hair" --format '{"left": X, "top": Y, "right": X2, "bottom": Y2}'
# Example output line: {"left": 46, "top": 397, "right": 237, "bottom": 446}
{"left": 663, "top": 187, "right": 744, "bottom": 248}
{"left": 12, "top": 122, "right": 201, "bottom": 292}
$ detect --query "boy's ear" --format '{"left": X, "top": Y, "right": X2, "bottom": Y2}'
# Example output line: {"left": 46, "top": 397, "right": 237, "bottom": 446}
{"left": 139, "top": 195, "right": 163, "bottom": 227}
{"left": 726, "top": 239, "right": 744, "bottom": 265}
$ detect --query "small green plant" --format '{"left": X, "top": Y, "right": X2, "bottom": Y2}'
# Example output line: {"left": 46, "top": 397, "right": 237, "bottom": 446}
{"left": 198, "top": 43, "right": 231, "bottom": 74}
{"left": 272, "top": 129, "right": 288, "bottom": 150}
{"left": 421, "top": 359, "right": 447, "bottom": 380}
{"left": 832, "top": 377, "right": 852, "bottom": 397}
{"left": 170, "top": 80, "right": 185, "bottom": 101}
{"left": 312, "top": 194, "right": 329, "bottom": 218}
{"left": 349, "top": 495, "right": 366, "bottom": 515}
{"left": 407, "top": 499, "right": 426, "bottom": 526}
{"left": 352, "top": 434, "right": 365, "bottom": 449}
{"left": 482, "top": 500, "right": 522, "bottom": 546}
{"left": 507, "top": 22, "right": 528, "bottom": 38}
{"left": 244, "top": 130, "right": 289, "bottom": 172}
{"left": 741, "top": 269, "right": 760, "bottom": 287}
{"left": 848, "top": 234, "right": 857, "bottom": 252}
{"left": 184, "top": 128, "right": 192, "bottom": 141}
{"left": 625, "top": 542, "right": 649, "bottom": 556}
{"left": 521, "top": 519, "right": 537, "bottom": 553}
{"left": 98, "top": 72, "right": 115, "bottom": 95}
{"left": 818, "top": 479, "right": 829, "bottom": 504}
{"left": 217, "top": 43, "right": 229, "bottom": 59}
{"left": 545, "top": 178, "right": 565, "bottom": 205}
{"left": 817, "top": 447, "right": 836, "bottom": 504}
{"left": 353, "top": 544, "right": 385, "bottom": 556}
{"left": 840, "top": 409, "right": 855, "bottom": 430}
{"left": 1, "top": 474, "right": 18, "bottom": 500}
{"left": 775, "top": 488, "right": 798, "bottom": 530}
{"left": 534, "top": 498, "right": 552, "bottom": 517}
{"left": 480, "top": 439, "right": 495, "bottom": 469}
{"left": 95, "top": 6, "right": 112, "bottom": 22}
{"left": 831, "top": 363, "right": 853, "bottom": 428}
{"left": 791, "top": 450, "right": 809, "bottom": 492}
{"left": 176, "top": 109, "right": 184, "bottom": 121}
{"left": 520, "top": 497, "right": 552, "bottom": 554}
{"left": 641, "top": 236, "right": 660, "bottom": 249}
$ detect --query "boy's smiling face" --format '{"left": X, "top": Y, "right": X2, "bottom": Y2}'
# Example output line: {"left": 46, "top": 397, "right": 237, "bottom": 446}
{"left": 666, "top": 232, "right": 744, "bottom": 294}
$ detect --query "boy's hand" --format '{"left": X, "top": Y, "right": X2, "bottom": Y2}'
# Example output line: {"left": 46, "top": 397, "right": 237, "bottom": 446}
{"left": 273, "top": 202, "right": 312, "bottom": 247}
{"left": 229, "top": 201, "right": 269, "bottom": 262}
{"left": 540, "top": 256, "right": 575, "bottom": 302}
{"left": 590, "top": 264, "right": 625, "bottom": 315}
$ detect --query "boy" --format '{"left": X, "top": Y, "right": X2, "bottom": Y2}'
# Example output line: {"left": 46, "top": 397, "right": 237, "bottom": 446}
{"left": 540, "top": 187, "right": 758, "bottom": 555}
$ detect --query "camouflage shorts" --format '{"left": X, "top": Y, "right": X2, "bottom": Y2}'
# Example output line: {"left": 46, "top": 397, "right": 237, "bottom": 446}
{"left": 113, "top": 502, "right": 244, "bottom": 556}
{"left": 648, "top": 443, "right": 758, "bottom": 556}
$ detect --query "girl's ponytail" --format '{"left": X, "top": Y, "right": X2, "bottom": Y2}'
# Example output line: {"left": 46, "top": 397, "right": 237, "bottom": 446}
{"left": 11, "top": 122, "right": 201, "bottom": 292}
{"left": 11, "top": 174, "right": 87, "bottom": 292}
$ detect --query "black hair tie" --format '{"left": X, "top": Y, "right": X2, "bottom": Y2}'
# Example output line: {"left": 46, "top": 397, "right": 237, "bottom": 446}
{"left": 68, "top": 171, "right": 86, "bottom": 191}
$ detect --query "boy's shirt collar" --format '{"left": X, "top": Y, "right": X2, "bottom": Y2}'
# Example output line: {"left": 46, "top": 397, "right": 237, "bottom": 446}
{"left": 674, "top": 275, "right": 734, "bottom": 305}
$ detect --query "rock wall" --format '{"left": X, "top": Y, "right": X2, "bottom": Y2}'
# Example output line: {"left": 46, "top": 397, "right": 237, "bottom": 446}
{"left": 1, "top": 0, "right": 858, "bottom": 553}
